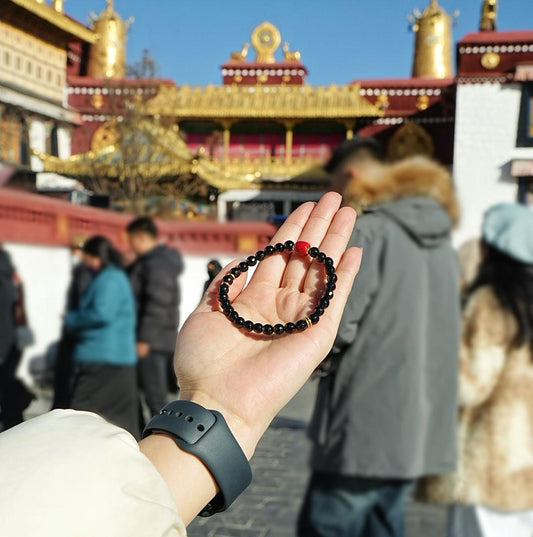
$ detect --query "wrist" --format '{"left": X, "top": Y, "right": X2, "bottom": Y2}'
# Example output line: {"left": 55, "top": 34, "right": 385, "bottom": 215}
{"left": 179, "top": 392, "right": 261, "bottom": 460}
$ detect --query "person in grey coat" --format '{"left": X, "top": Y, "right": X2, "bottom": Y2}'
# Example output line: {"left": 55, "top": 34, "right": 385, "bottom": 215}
{"left": 298, "top": 138, "right": 461, "bottom": 537}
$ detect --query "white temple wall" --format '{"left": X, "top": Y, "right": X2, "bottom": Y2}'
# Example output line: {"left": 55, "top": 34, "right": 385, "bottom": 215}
{"left": 452, "top": 82, "right": 523, "bottom": 246}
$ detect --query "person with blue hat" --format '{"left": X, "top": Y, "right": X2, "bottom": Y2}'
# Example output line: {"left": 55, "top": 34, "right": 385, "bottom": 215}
{"left": 418, "top": 203, "right": 533, "bottom": 537}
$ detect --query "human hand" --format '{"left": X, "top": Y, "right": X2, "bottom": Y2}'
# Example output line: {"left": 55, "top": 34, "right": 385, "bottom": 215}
{"left": 175, "top": 192, "right": 362, "bottom": 458}
{"left": 137, "top": 342, "right": 150, "bottom": 358}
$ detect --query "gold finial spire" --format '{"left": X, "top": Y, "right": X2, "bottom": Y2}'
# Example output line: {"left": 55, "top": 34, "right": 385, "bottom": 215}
{"left": 251, "top": 22, "right": 281, "bottom": 63}
{"left": 409, "top": 0, "right": 458, "bottom": 78}
{"left": 87, "top": 1, "right": 133, "bottom": 78}
{"left": 480, "top": 0, "right": 497, "bottom": 31}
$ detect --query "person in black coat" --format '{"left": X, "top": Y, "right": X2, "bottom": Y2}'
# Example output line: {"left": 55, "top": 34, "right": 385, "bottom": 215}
{"left": 0, "top": 247, "right": 23, "bottom": 430}
{"left": 127, "top": 217, "right": 183, "bottom": 418}
{"left": 52, "top": 235, "right": 93, "bottom": 409}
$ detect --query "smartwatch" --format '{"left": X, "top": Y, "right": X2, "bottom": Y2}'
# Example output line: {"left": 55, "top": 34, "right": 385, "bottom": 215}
{"left": 142, "top": 400, "right": 252, "bottom": 517}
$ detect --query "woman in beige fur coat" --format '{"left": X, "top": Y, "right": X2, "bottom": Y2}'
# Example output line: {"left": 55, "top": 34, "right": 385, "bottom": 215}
{"left": 417, "top": 203, "right": 533, "bottom": 537}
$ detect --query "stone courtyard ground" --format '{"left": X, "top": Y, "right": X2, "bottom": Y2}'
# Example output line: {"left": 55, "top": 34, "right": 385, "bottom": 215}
{"left": 26, "top": 381, "right": 447, "bottom": 537}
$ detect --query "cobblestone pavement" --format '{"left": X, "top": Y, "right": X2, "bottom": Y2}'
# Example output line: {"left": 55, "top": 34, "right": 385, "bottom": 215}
{"left": 187, "top": 382, "right": 448, "bottom": 537}
{"left": 25, "top": 383, "right": 447, "bottom": 537}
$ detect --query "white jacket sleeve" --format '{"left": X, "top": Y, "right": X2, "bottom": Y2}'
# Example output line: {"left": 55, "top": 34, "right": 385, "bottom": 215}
{"left": 0, "top": 410, "right": 187, "bottom": 537}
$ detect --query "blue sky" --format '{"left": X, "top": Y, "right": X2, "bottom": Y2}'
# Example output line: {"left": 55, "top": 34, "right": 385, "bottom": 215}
{"left": 66, "top": 0, "right": 533, "bottom": 85}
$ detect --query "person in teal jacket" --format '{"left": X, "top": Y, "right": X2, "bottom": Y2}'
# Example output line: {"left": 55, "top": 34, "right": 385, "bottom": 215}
{"left": 65, "top": 236, "right": 139, "bottom": 438}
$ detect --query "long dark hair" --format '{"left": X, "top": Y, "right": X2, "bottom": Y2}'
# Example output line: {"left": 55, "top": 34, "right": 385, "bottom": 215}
{"left": 82, "top": 236, "right": 123, "bottom": 268}
{"left": 467, "top": 243, "right": 533, "bottom": 352}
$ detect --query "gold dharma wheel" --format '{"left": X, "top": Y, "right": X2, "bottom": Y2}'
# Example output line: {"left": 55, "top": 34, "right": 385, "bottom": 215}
{"left": 91, "top": 121, "right": 119, "bottom": 151}
{"left": 251, "top": 22, "right": 281, "bottom": 63}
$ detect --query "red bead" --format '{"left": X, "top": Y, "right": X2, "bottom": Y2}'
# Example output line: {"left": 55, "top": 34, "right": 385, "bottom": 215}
{"left": 294, "top": 241, "right": 311, "bottom": 256}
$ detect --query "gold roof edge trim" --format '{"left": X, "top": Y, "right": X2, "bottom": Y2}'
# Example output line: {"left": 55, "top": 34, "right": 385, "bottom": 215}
{"left": 142, "top": 83, "right": 384, "bottom": 120}
{"left": 8, "top": 0, "right": 98, "bottom": 43}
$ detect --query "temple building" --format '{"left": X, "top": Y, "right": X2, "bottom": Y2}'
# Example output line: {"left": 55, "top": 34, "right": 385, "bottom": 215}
{"left": 3, "top": 0, "right": 533, "bottom": 239}
{"left": 0, "top": 0, "right": 96, "bottom": 197}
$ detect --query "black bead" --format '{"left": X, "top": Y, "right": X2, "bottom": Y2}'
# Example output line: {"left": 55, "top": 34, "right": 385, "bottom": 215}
{"left": 274, "top": 323, "right": 285, "bottom": 334}
{"left": 285, "top": 322, "right": 296, "bottom": 333}
{"left": 246, "top": 255, "right": 257, "bottom": 266}
{"left": 222, "top": 274, "right": 234, "bottom": 284}
{"left": 229, "top": 310, "right": 239, "bottom": 322}
{"left": 328, "top": 273, "right": 338, "bottom": 284}
{"left": 309, "top": 313, "right": 320, "bottom": 324}
{"left": 253, "top": 323, "right": 264, "bottom": 334}
{"left": 244, "top": 320, "right": 254, "bottom": 332}
{"left": 224, "top": 306, "right": 234, "bottom": 317}
{"left": 326, "top": 290, "right": 334, "bottom": 300}
{"left": 235, "top": 316, "right": 245, "bottom": 328}
{"left": 319, "top": 298, "right": 330, "bottom": 309}
{"left": 296, "top": 320, "right": 307, "bottom": 331}
{"left": 219, "top": 282, "right": 229, "bottom": 293}
{"left": 230, "top": 267, "right": 241, "bottom": 278}
{"left": 317, "top": 252, "right": 326, "bottom": 263}
{"left": 315, "top": 306, "right": 325, "bottom": 317}
{"left": 256, "top": 250, "right": 266, "bottom": 261}
{"left": 326, "top": 264, "right": 336, "bottom": 276}
{"left": 238, "top": 261, "right": 249, "bottom": 272}
{"left": 274, "top": 242, "right": 285, "bottom": 252}
{"left": 308, "top": 247, "right": 319, "bottom": 258}
{"left": 325, "top": 257, "right": 334, "bottom": 267}
{"left": 284, "top": 240, "right": 295, "bottom": 251}
{"left": 219, "top": 296, "right": 231, "bottom": 308}
{"left": 264, "top": 245, "right": 276, "bottom": 256}
{"left": 326, "top": 282, "right": 336, "bottom": 292}
{"left": 263, "top": 324, "right": 274, "bottom": 335}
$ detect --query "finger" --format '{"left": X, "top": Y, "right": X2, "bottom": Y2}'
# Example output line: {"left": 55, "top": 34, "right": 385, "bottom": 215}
{"left": 196, "top": 259, "right": 247, "bottom": 313}
{"left": 281, "top": 192, "right": 343, "bottom": 290}
{"left": 303, "top": 206, "right": 356, "bottom": 296}
{"left": 251, "top": 201, "right": 316, "bottom": 287}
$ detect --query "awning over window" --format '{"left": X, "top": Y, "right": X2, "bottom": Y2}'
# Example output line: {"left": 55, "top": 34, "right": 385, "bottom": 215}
{"left": 515, "top": 64, "right": 533, "bottom": 82}
{"left": 511, "top": 159, "right": 533, "bottom": 177}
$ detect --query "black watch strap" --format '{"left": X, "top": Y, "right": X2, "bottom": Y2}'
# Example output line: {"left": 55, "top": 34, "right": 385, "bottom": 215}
{"left": 142, "top": 400, "right": 252, "bottom": 517}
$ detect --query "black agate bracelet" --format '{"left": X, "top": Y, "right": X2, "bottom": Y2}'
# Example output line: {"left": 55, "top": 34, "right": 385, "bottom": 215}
{"left": 217, "top": 240, "right": 337, "bottom": 335}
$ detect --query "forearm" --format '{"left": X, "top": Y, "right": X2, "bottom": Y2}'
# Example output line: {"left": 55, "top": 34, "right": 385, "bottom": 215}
{"left": 138, "top": 394, "right": 262, "bottom": 525}
{"left": 139, "top": 434, "right": 218, "bottom": 525}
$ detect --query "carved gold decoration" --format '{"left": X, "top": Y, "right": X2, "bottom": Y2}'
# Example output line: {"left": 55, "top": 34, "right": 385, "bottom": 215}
{"left": 251, "top": 22, "right": 281, "bottom": 63}
{"left": 409, "top": 0, "right": 456, "bottom": 78}
{"left": 88, "top": 0, "right": 132, "bottom": 79}
{"left": 53, "top": 0, "right": 64, "bottom": 13}
{"left": 257, "top": 73, "right": 268, "bottom": 83}
{"left": 234, "top": 75, "right": 243, "bottom": 82}
{"left": 282, "top": 74, "right": 291, "bottom": 83}
{"left": 91, "top": 93, "right": 104, "bottom": 109}
{"left": 376, "top": 93, "right": 390, "bottom": 110}
{"left": 282, "top": 42, "right": 301, "bottom": 62}
{"left": 481, "top": 51, "right": 500, "bottom": 70}
{"left": 8, "top": 0, "right": 97, "bottom": 43}
{"left": 230, "top": 43, "right": 249, "bottom": 61}
{"left": 91, "top": 121, "right": 118, "bottom": 151}
{"left": 142, "top": 84, "right": 383, "bottom": 120}
{"left": 387, "top": 121, "right": 434, "bottom": 161}
{"left": 416, "top": 94, "right": 430, "bottom": 110}
{"left": 35, "top": 119, "right": 328, "bottom": 192}
{"left": 480, "top": 0, "right": 497, "bottom": 31}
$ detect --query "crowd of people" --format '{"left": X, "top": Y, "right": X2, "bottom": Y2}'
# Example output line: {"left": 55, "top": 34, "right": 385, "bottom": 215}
{"left": 1, "top": 217, "right": 188, "bottom": 440}
{"left": 0, "top": 137, "right": 532, "bottom": 537}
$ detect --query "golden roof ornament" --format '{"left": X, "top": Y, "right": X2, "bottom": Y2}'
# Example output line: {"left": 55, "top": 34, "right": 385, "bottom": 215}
{"left": 408, "top": 0, "right": 459, "bottom": 78}
{"left": 480, "top": 0, "right": 497, "bottom": 31}
{"left": 87, "top": 0, "right": 133, "bottom": 78}
{"left": 251, "top": 22, "right": 282, "bottom": 63}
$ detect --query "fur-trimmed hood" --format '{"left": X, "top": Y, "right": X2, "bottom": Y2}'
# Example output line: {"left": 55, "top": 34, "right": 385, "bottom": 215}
{"left": 344, "top": 156, "right": 460, "bottom": 227}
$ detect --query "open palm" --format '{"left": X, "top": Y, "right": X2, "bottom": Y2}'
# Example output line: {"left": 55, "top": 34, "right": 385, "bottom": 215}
{"left": 175, "top": 192, "right": 361, "bottom": 457}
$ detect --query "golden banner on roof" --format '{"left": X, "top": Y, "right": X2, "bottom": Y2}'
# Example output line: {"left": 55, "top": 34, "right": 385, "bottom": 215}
{"left": 141, "top": 83, "right": 383, "bottom": 120}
